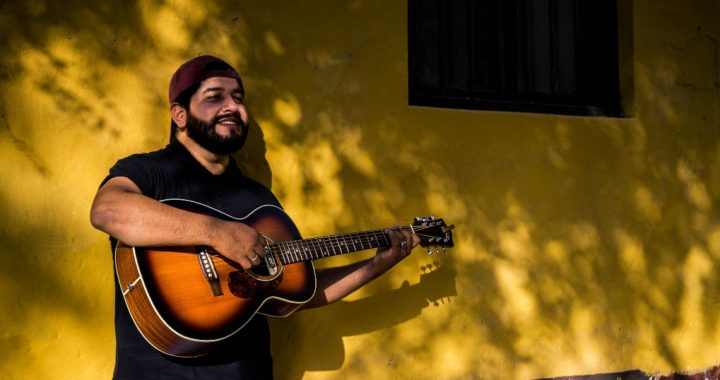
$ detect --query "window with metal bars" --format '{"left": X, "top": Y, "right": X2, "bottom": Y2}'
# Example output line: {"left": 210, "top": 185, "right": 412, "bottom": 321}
{"left": 408, "top": 0, "right": 622, "bottom": 116}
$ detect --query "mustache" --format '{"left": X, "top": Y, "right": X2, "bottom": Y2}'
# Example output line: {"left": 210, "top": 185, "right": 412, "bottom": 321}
{"left": 211, "top": 112, "right": 246, "bottom": 127}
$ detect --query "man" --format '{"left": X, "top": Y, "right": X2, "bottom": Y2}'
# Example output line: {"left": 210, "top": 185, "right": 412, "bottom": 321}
{"left": 90, "top": 55, "right": 418, "bottom": 379}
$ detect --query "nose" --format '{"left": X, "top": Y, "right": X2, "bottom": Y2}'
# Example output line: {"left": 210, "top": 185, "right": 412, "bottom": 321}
{"left": 219, "top": 94, "right": 248, "bottom": 124}
{"left": 220, "top": 95, "right": 240, "bottom": 113}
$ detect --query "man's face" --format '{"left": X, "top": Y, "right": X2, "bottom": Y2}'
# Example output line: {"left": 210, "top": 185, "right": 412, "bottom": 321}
{"left": 184, "top": 76, "right": 249, "bottom": 155}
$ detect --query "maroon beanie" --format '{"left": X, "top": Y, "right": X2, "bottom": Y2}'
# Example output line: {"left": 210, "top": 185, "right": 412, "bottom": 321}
{"left": 168, "top": 55, "right": 243, "bottom": 104}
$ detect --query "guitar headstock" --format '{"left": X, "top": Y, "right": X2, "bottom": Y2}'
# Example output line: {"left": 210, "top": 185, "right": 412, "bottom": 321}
{"left": 412, "top": 216, "right": 454, "bottom": 254}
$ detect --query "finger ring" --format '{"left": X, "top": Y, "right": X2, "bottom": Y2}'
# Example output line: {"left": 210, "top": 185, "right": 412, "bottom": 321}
{"left": 400, "top": 241, "right": 407, "bottom": 248}
{"left": 249, "top": 254, "right": 259, "bottom": 262}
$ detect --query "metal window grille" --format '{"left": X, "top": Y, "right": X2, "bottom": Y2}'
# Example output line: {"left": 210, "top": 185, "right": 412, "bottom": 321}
{"left": 409, "top": 0, "right": 622, "bottom": 116}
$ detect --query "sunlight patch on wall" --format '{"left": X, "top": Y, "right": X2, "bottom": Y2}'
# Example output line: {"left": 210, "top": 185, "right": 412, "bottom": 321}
{"left": 423, "top": 170, "right": 468, "bottom": 223}
{"left": 17, "top": 310, "right": 113, "bottom": 379}
{"left": 568, "top": 222, "right": 600, "bottom": 251}
{"left": 706, "top": 225, "right": 720, "bottom": 259}
{"left": 427, "top": 333, "right": 478, "bottom": 378}
{"left": 267, "top": 145, "right": 305, "bottom": 208}
{"left": 543, "top": 240, "right": 570, "bottom": 272}
{"left": 677, "top": 159, "right": 712, "bottom": 211}
{"left": 273, "top": 95, "right": 302, "bottom": 127}
{"left": 139, "top": 0, "right": 211, "bottom": 51}
{"left": 633, "top": 185, "right": 663, "bottom": 223}
{"left": 668, "top": 246, "right": 715, "bottom": 367}
{"left": 306, "top": 48, "right": 348, "bottom": 69}
{"left": 495, "top": 260, "right": 537, "bottom": 324}
{"left": 614, "top": 230, "right": 648, "bottom": 276}
{"left": 268, "top": 139, "right": 349, "bottom": 236}
{"left": 569, "top": 305, "right": 605, "bottom": 369}
{"left": 264, "top": 31, "right": 285, "bottom": 55}
{"left": 635, "top": 60, "right": 681, "bottom": 125}
{"left": 335, "top": 127, "right": 376, "bottom": 178}
{"left": 496, "top": 194, "right": 536, "bottom": 262}
{"left": 13, "top": 36, "right": 162, "bottom": 151}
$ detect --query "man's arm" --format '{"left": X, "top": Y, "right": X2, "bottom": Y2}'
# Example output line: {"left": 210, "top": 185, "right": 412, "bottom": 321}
{"left": 90, "top": 176, "right": 265, "bottom": 269}
{"left": 301, "top": 227, "right": 420, "bottom": 308}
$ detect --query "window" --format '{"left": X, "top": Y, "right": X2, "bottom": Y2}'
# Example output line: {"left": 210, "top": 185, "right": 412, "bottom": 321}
{"left": 408, "top": 0, "right": 622, "bottom": 116}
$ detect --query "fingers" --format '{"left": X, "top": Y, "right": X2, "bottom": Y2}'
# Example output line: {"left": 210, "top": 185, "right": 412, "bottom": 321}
{"left": 220, "top": 222, "right": 268, "bottom": 269}
{"left": 245, "top": 237, "right": 266, "bottom": 267}
{"left": 387, "top": 226, "right": 416, "bottom": 257}
{"left": 237, "top": 242, "right": 265, "bottom": 269}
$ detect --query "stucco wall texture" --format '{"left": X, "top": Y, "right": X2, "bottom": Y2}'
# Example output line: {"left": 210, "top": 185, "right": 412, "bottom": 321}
{"left": 1, "top": 1, "right": 719, "bottom": 379}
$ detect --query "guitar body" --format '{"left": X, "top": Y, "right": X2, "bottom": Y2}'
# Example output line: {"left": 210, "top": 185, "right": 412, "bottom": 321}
{"left": 114, "top": 199, "right": 316, "bottom": 358}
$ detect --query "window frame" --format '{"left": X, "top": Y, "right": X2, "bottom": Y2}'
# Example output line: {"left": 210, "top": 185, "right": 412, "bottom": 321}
{"left": 408, "top": 0, "right": 624, "bottom": 117}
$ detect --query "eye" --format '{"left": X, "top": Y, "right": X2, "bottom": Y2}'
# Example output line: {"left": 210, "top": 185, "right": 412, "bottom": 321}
{"left": 206, "top": 94, "right": 221, "bottom": 102}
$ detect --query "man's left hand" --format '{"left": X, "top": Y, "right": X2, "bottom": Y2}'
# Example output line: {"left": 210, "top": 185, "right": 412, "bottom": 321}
{"left": 372, "top": 226, "right": 420, "bottom": 271}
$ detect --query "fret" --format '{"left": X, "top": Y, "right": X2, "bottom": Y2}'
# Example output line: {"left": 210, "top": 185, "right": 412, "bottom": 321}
{"left": 302, "top": 241, "right": 312, "bottom": 261}
{"left": 313, "top": 237, "right": 323, "bottom": 258}
{"left": 321, "top": 237, "right": 331, "bottom": 257}
{"left": 267, "top": 224, "right": 428, "bottom": 266}
{"left": 326, "top": 236, "right": 338, "bottom": 256}
{"left": 357, "top": 232, "right": 367, "bottom": 249}
{"left": 287, "top": 241, "right": 295, "bottom": 263}
{"left": 274, "top": 242, "right": 283, "bottom": 264}
{"left": 276, "top": 241, "right": 292, "bottom": 263}
{"left": 285, "top": 240, "right": 296, "bottom": 263}
{"left": 294, "top": 240, "right": 305, "bottom": 261}
{"left": 285, "top": 240, "right": 295, "bottom": 263}
{"left": 380, "top": 231, "right": 390, "bottom": 247}
{"left": 358, "top": 232, "right": 367, "bottom": 250}
{"left": 283, "top": 242, "right": 291, "bottom": 264}
{"left": 349, "top": 233, "right": 358, "bottom": 251}
{"left": 335, "top": 235, "right": 346, "bottom": 254}
{"left": 311, "top": 237, "right": 322, "bottom": 259}
{"left": 335, "top": 234, "right": 348, "bottom": 254}
{"left": 367, "top": 232, "right": 378, "bottom": 249}
{"left": 273, "top": 242, "right": 285, "bottom": 264}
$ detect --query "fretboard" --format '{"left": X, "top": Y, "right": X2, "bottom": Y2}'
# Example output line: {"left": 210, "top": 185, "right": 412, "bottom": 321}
{"left": 271, "top": 227, "right": 411, "bottom": 264}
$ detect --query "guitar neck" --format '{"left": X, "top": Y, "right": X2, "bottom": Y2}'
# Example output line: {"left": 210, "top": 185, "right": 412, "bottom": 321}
{"left": 272, "top": 226, "right": 412, "bottom": 264}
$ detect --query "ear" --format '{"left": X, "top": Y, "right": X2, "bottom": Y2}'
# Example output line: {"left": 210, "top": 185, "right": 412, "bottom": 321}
{"left": 170, "top": 104, "right": 187, "bottom": 129}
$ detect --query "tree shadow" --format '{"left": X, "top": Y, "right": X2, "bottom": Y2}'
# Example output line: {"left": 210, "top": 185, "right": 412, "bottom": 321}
{"left": 1, "top": 0, "right": 720, "bottom": 378}
{"left": 270, "top": 259, "right": 458, "bottom": 379}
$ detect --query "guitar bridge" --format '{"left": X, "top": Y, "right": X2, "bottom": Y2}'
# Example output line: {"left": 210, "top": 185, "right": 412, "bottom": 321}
{"left": 197, "top": 246, "right": 223, "bottom": 297}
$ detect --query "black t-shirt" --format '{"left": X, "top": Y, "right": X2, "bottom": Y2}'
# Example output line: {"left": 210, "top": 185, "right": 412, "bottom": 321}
{"left": 102, "top": 140, "right": 280, "bottom": 379}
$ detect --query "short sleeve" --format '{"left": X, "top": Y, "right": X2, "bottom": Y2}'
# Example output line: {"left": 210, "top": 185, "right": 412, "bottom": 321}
{"left": 101, "top": 154, "right": 159, "bottom": 197}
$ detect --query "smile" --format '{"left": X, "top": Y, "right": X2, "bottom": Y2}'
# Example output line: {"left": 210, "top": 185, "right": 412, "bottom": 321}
{"left": 217, "top": 118, "right": 240, "bottom": 127}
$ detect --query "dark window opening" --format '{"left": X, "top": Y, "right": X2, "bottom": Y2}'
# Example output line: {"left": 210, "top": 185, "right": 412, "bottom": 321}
{"left": 408, "top": 0, "right": 622, "bottom": 116}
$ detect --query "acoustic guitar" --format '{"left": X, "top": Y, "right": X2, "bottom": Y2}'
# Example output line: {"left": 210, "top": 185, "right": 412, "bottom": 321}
{"left": 115, "top": 199, "right": 454, "bottom": 358}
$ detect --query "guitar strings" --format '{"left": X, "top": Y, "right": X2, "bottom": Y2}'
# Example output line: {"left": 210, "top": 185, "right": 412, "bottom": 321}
{"left": 246, "top": 224, "right": 444, "bottom": 269}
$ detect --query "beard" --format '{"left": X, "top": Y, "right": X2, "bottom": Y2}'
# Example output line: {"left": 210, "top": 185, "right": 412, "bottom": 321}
{"left": 184, "top": 111, "right": 249, "bottom": 155}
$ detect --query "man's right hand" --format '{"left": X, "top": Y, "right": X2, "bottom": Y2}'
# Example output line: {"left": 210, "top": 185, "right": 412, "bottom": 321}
{"left": 211, "top": 221, "right": 266, "bottom": 269}
{"left": 91, "top": 176, "right": 266, "bottom": 270}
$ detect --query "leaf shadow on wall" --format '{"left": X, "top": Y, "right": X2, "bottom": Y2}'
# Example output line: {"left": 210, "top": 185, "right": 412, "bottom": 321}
{"left": 0, "top": 0, "right": 271, "bottom": 375}
{"left": 270, "top": 259, "right": 458, "bottom": 380}
{"left": 0, "top": 1, "right": 160, "bottom": 373}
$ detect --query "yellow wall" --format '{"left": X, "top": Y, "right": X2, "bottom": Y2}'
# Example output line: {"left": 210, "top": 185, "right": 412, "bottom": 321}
{"left": 1, "top": 0, "right": 719, "bottom": 378}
